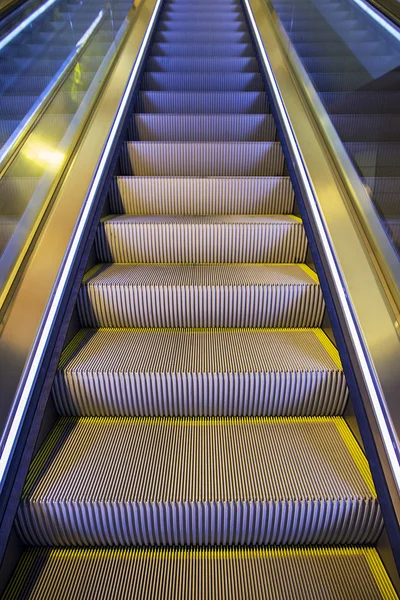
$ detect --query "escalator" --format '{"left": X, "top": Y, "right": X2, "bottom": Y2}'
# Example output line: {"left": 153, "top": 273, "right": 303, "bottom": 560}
{"left": 0, "top": 0, "right": 132, "bottom": 150}
{"left": 1, "top": 0, "right": 398, "bottom": 596}
{"left": 271, "top": 0, "right": 400, "bottom": 252}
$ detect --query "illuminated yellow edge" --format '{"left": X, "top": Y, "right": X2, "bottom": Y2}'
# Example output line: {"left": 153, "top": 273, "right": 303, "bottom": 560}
{"left": 364, "top": 549, "right": 399, "bottom": 600}
{"left": 4, "top": 547, "right": 397, "bottom": 600}
{"left": 313, "top": 328, "right": 343, "bottom": 369}
{"left": 298, "top": 263, "right": 320, "bottom": 283}
{"left": 58, "top": 326, "right": 343, "bottom": 370}
{"left": 99, "top": 214, "right": 303, "bottom": 223}
{"left": 335, "top": 418, "right": 377, "bottom": 496}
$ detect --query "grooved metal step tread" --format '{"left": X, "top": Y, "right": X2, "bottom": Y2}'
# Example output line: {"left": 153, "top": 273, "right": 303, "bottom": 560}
{"left": 161, "top": 12, "right": 244, "bottom": 21}
{"left": 320, "top": 91, "right": 400, "bottom": 115}
{"left": 4, "top": 547, "right": 395, "bottom": 600}
{"left": 157, "top": 21, "right": 247, "bottom": 31}
{"left": 121, "top": 142, "right": 284, "bottom": 176}
{"left": 141, "top": 73, "right": 264, "bottom": 92}
{"left": 332, "top": 114, "right": 400, "bottom": 143}
{"left": 135, "top": 91, "right": 269, "bottom": 114}
{"left": 96, "top": 215, "right": 306, "bottom": 263}
{"left": 154, "top": 31, "right": 251, "bottom": 42}
{"left": 0, "top": 216, "right": 18, "bottom": 252}
{"left": 150, "top": 43, "right": 254, "bottom": 57}
{"left": 109, "top": 176, "right": 294, "bottom": 215}
{"left": 77, "top": 263, "right": 323, "bottom": 328}
{"left": 145, "top": 57, "right": 258, "bottom": 72}
{"left": 17, "top": 417, "right": 380, "bottom": 546}
{"left": 53, "top": 328, "right": 347, "bottom": 417}
{"left": 129, "top": 114, "right": 276, "bottom": 142}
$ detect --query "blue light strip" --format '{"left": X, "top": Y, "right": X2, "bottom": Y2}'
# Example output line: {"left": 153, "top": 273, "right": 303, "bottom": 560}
{"left": 0, "top": 0, "right": 163, "bottom": 492}
{"left": 0, "top": 0, "right": 59, "bottom": 52}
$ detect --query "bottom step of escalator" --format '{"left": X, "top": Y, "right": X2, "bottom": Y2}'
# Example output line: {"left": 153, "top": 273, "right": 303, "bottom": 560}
{"left": 3, "top": 547, "right": 396, "bottom": 599}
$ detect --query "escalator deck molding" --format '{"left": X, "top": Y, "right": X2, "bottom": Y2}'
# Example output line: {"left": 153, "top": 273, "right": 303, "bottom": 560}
{"left": 16, "top": 417, "right": 381, "bottom": 547}
{"left": 3, "top": 547, "right": 397, "bottom": 600}
{"left": 52, "top": 327, "right": 348, "bottom": 417}
{"left": 109, "top": 176, "right": 294, "bottom": 216}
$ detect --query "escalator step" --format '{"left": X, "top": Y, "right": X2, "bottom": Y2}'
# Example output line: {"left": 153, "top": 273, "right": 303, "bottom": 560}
{"left": 0, "top": 177, "right": 40, "bottom": 216}
{"left": 364, "top": 177, "right": 400, "bottom": 216}
{"left": 331, "top": 115, "right": 400, "bottom": 142}
{"left": 4, "top": 547, "right": 395, "bottom": 600}
{"left": 0, "top": 216, "right": 18, "bottom": 252}
{"left": 309, "top": 72, "right": 371, "bottom": 92}
{"left": 129, "top": 114, "right": 276, "bottom": 142}
{"left": 109, "top": 176, "right": 294, "bottom": 215}
{"left": 157, "top": 20, "right": 248, "bottom": 31}
{"left": 345, "top": 142, "right": 400, "bottom": 177}
{"left": 16, "top": 417, "right": 380, "bottom": 546}
{"left": 294, "top": 41, "right": 385, "bottom": 57}
{"left": 153, "top": 31, "right": 251, "bottom": 42}
{"left": 120, "top": 142, "right": 284, "bottom": 176}
{"left": 53, "top": 328, "right": 347, "bottom": 417}
{"left": 150, "top": 42, "right": 254, "bottom": 56}
{"left": 162, "top": 10, "right": 244, "bottom": 19}
{"left": 145, "top": 57, "right": 259, "bottom": 72}
{"left": 141, "top": 73, "right": 263, "bottom": 91}
{"left": 0, "top": 95, "right": 38, "bottom": 117}
{"left": 320, "top": 91, "right": 400, "bottom": 114}
{"left": 77, "top": 263, "right": 323, "bottom": 328}
{"left": 0, "top": 119, "right": 20, "bottom": 145}
{"left": 96, "top": 215, "right": 306, "bottom": 263}
{"left": 134, "top": 91, "right": 269, "bottom": 114}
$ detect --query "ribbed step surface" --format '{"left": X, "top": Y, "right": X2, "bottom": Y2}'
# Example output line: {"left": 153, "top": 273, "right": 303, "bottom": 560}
{"left": 109, "top": 177, "right": 294, "bottom": 215}
{"left": 53, "top": 328, "right": 347, "bottom": 416}
{"left": 120, "top": 142, "right": 284, "bottom": 176}
{"left": 141, "top": 73, "right": 264, "bottom": 91}
{"left": 145, "top": 57, "right": 258, "bottom": 72}
{"left": 77, "top": 263, "right": 323, "bottom": 328}
{"left": 17, "top": 417, "right": 380, "bottom": 546}
{"left": 150, "top": 43, "right": 254, "bottom": 56}
{"left": 129, "top": 114, "right": 276, "bottom": 141}
{"left": 95, "top": 215, "right": 306, "bottom": 263}
{"left": 135, "top": 91, "right": 269, "bottom": 114}
{"left": 4, "top": 548, "right": 395, "bottom": 599}
{"left": 154, "top": 30, "right": 251, "bottom": 42}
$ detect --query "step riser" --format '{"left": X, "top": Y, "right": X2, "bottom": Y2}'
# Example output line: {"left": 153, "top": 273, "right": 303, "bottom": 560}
{"left": 17, "top": 498, "right": 381, "bottom": 547}
{"left": 120, "top": 143, "right": 284, "bottom": 177}
{"left": 129, "top": 115, "right": 276, "bottom": 142}
{"left": 321, "top": 92, "right": 400, "bottom": 115}
{"left": 141, "top": 73, "right": 264, "bottom": 92}
{"left": 332, "top": 115, "right": 400, "bottom": 143}
{"left": 150, "top": 43, "right": 254, "bottom": 56}
{"left": 77, "top": 283, "right": 325, "bottom": 328}
{"left": 109, "top": 177, "right": 294, "bottom": 215}
{"left": 153, "top": 31, "right": 251, "bottom": 42}
{"left": 95, "top": 221, "right": 307, "bottom": 263}
{"left": 134, "top": 92, "right": 270, "bottom": 115}
{"left": 161, "top": 11, "right": 244, "bottom": 19}
{"left": 145, "top": 57, "right": 259, "bottom": 73}
{"left": 53, "top": 370, "right": 348, "bottom": 417}
{"left": 157, "top": 21, "right": 248, "bottom": 30}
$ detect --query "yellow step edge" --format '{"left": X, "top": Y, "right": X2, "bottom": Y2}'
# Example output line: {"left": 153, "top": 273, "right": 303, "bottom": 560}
{"left": 335, "top": 418, "right": 377, "bottom": 496}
